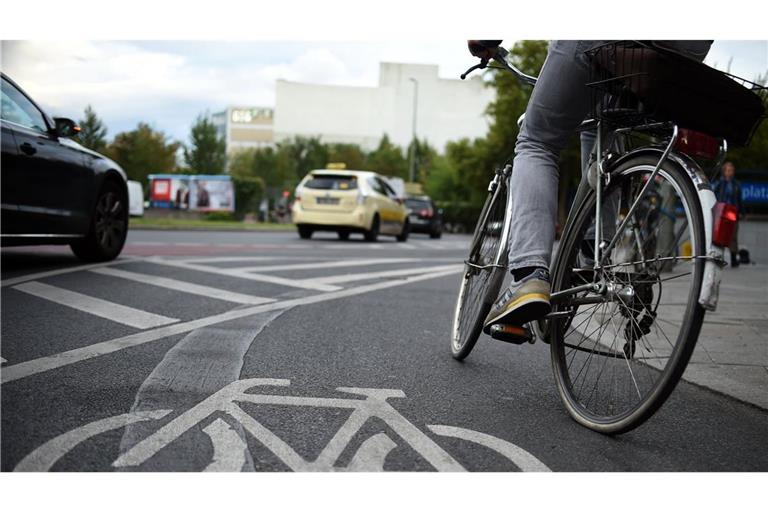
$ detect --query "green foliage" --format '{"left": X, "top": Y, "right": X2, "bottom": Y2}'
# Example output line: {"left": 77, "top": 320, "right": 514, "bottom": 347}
{"left": 274, "top": 136, "right": 329, "bottom": 188}
{"left": 105, "top": 123, "right": 180, "bottom": 184}
{"left": 327, "top": 143, "right": 367, "bottom": 170}
{"left": 729, "top": 73, "right": 768, "bottom": 172}
{"left": 366, "top": 134, "right": 408, "bottom": 179}
{"left": 407, "top": 138, "right": 438, "bottom": 183}
{"left": 204, "top": 211, "right": 236, "bottom": 222}
{"left": 231, "top": 175, "right": 265, "bottom": 219}
{"left": 184, "top": 113, "right": 226, "bottom": 173}
{"left": 76, "top": 105, "right": 107, "bottom": 152}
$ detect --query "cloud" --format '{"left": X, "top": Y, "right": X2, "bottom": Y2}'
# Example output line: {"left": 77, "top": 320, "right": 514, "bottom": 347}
{"left": 3, "top": 40, "right": 765, "bottom": 144}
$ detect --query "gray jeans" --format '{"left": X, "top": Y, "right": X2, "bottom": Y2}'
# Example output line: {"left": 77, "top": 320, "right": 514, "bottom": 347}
{"left": 507, "top": 40, "right": 713, "bottom": 271}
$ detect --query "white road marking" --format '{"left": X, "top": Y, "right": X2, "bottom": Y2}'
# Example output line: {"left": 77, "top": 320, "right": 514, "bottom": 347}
{"left": 175, "top": 256, "right": 309, "bottom": 264}
{"left": 12, "top": 281, "right": 179, "bottom": 329}
{"left": 13, "top": 409, "right": 172, "bottom": 472}
{"left": 114, "top": 379, "right": 465, "bottom": 472}
{"left": 234, "top": 258, "right": 418, "bottom": 273}
{"left": 399, "top": 243, "right": 416, "bottom": 250}
{"left": 1, "top": 257, "right": 137, "bottom": 288}
{"left": 118, "top": 311, "right": 281, "bottom": 470}
{"left": 427, "top": 425, "right": 551, "bottom": 472}
{"left": 299, "top": 264, "right": 462, "bottom": 286}
{"left": 146, "top": 258, "right": 341, "bottom": 292}
{"left": 90, "top": 267, "right": 275, "bottom": 305}
{"left": 202, "top": 419, "right": 250, "bottom": 472}
{"left": 1, "top": 267, "right": 461, "bottom": 384}
{"left": 344, "top": 433, "right": 396, "bottom": 471}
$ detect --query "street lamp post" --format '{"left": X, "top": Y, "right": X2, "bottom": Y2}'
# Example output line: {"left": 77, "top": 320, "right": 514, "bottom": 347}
{"left": 408, "top": 77, "right": 418, "bottom": 183}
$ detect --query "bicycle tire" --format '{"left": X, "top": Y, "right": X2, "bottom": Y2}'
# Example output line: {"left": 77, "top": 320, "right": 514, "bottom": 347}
{"left": 451, "top": 181, "right": 509, "bottom": 360}
{"left": 549, "top": 155, "right": 706, "bottom": 434}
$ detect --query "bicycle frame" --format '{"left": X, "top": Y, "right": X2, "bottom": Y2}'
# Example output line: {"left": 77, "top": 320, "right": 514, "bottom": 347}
{"left": 485, "top": 48, "right": 726, "bottom": 314}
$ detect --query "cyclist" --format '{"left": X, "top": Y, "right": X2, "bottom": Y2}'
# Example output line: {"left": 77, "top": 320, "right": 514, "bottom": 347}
{"left": 468, "top": 40, "right": 713, "bottom": 331}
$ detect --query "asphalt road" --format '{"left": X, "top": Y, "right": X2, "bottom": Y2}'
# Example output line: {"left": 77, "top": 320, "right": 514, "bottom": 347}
{"left": 2, "top": 228, "right": 766, "bottom": 471}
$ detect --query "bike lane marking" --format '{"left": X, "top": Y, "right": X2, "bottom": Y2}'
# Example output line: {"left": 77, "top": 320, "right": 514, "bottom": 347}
{"left": 12, "top": 281, "right": 179, "bottom": 329}
{"left": 117, "top": 311, "right": 286, "bottom": 471}
{"left": 202, "top": 419, "right": 250, "bottom": 472}
{"left": 13, "top": 409, "right": 172, "bottom": 472}
{"left": 1, "top": 267, "right": 461, "bottom": 384}
{"left": 427, "top": 425, "right": 552, "bottom": 472}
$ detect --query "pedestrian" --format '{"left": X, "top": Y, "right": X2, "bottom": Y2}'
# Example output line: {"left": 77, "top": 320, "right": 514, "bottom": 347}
{"left": 712, "top": 161, "right": 744, "bottom": 267}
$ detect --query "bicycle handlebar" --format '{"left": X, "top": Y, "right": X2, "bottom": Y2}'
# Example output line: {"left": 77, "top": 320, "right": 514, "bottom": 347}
{"left": 459, "top": 46, "right": 538, "bottom": 87}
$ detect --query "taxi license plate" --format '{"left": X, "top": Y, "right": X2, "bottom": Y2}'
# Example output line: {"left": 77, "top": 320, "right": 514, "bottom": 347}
{"left": 316, "top": 197, "right": 340, "bottom": 205}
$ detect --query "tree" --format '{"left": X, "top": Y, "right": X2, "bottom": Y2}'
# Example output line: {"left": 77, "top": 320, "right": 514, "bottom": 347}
{"left": 406, "top": 138, "right": 438, "bottom": 184}
{"left": 76, "top": 105, "right": 108, "bottom": 152}
{"left": 106, "top": 123, "right": 180, "bottom": 184}
{"left": 184, "top": 113, "right": 226, "bottom": 173}
{"left": 366, "top": 134, "right": 408, "bottom": 179}
{"left": 327, "top": 143, "right": 367, "bottom": 170}
{"left": 273, "top": 136, "right": 329, "bottom": 190}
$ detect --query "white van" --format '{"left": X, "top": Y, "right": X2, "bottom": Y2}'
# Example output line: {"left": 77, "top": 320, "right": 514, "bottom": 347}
{"left": 127, "top": 180, "right": 144, "bottom": 216}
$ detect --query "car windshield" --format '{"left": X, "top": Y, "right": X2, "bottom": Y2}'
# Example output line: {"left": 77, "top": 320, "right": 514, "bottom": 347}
{"left": 304, "top": 175, "right": 358, "bottom": 190}
{"left": 405, "top": 199, "right": 430, "bottom": 210}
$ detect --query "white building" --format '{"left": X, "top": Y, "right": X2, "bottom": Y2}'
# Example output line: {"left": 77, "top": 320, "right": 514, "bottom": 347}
{"left": 273, "top": 62, "right": 495, "bottom": 152}
{"left": 211, "top": 106, "right": 274, "bottom": 154}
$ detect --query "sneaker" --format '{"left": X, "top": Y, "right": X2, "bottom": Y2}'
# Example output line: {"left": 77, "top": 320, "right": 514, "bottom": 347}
{"left": 484, "top": 268, "right": 552, "bottom": 331}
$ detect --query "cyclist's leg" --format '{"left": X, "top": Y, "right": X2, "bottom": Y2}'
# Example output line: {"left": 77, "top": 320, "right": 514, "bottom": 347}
{"left": 486, "top": 41, "right": 605, "bottom": 329}
{"left": 507, "top": 40, "right": 604, "bottom": 273}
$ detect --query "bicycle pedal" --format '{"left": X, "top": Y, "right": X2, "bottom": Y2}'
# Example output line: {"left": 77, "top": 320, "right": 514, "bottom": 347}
{"left": 488, "top": 324, "right": 534, "bottom": 345}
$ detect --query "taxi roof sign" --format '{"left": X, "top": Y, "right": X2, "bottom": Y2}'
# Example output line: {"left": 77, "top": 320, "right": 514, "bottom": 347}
{"left": 326, "top": 162, "right": 347, "bottom": 170}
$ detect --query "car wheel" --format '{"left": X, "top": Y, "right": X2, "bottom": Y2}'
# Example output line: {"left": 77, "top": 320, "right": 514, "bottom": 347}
{"left": 337, "top": 230, "right": 350, "bottom": 241}
{"left": 396, "top": 219, "right": 410, "bottom": 242}
{"left": 297, "top": 224, "right": 313, "bottom": 239}
{"left": 70, "top": 179, "right": 128, "bottom": 262}
{"left": 364, "top": 215, "right": 380, "bottom": 242}
{"left": 430, "top": 227, "right": 442, "bottom": 239}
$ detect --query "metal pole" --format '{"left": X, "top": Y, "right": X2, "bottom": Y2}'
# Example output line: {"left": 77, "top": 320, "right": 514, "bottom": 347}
{"left": 408, "top": 77, "right": 418, "bottom": 183}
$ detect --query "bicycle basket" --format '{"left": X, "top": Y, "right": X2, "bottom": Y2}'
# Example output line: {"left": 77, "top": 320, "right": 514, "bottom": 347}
{"left": 586, "top": 41, "right": 767, "bottom": 147}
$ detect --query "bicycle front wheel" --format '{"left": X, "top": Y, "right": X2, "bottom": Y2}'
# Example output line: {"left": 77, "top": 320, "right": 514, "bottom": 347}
{"left": 451, "top": 182, "right": 509, "bottom": 360}
{"left": 549, "top": 155, "right": 706, "bottom": 434}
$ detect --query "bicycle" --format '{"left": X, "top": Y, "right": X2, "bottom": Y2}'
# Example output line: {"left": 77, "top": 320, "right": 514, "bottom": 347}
{"left": 451, "top": 41, "right": 766, "bottom": 434}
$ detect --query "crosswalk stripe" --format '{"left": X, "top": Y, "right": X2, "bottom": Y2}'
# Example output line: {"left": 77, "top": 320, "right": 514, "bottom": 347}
{"left": 297, "top": 264, "right": 463, "bottom": 286}
{"left": 175, "top": 256, "right": 311, "bottom": 264}
{"left": 90, "top": 267, "right": 276, "bottom": 305}
{"left": 234, "top": 258, "right": 419, "bottom": 273}
{"left": 146, "top": 258, "right": 341, "bottom": 292}
{"left": 12, "top": 281, "right": 179, "bottom": 329}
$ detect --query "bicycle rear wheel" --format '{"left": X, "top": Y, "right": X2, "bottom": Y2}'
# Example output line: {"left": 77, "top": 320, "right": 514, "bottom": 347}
{"left": 549, "top": 155, "right": 706, "bottom": 434}
{"left": 451, "top": 181, "right": 509, "bottom": 360}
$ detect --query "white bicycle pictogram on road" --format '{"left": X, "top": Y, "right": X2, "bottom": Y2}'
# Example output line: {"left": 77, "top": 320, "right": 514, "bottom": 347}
{"left": 15, "top": 378, "right": 551, "bottom": 472}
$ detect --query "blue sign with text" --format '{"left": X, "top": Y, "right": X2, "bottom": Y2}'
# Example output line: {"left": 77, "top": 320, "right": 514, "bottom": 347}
{"left": 742, "top": 182, "right": 768, "bottom": 204}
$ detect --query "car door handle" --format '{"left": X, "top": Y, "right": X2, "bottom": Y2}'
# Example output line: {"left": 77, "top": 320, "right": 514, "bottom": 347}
{"left": 20, "top": 142, "right": 37, "bottom": 156}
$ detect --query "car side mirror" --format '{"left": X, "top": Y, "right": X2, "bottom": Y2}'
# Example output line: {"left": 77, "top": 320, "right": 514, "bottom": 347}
{"left": 53, "top": 117, "right": 80, "bottom": 138}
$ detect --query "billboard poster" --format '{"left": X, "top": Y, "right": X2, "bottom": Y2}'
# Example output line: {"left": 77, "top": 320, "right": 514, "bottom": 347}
{"left": 188, "top": 177, "right": 235, "bottom": 212}
{"left": 148, "top": 174, "right": 235, "bottom": 212}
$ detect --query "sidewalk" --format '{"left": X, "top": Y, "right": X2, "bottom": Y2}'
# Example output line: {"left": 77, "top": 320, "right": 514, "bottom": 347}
{"left": 682, "top": 263, "right": 768, "bottom": 409}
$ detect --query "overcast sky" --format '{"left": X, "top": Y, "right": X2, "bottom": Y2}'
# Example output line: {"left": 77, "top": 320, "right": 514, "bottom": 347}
{"left": 2, "top": 40, "right": 766, "bottom": 145}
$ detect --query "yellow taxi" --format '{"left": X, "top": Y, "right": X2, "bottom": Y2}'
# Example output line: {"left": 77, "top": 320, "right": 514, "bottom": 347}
{"left": 292, "top": 169, "right": 409, "bottom": 242}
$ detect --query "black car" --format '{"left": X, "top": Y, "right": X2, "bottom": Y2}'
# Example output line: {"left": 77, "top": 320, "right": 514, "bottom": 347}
{"left": 404, "top": 195, "right": 443, "bottom": 239}
{"left": 1, "top": 73, "right": 129, "bottom": 261}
